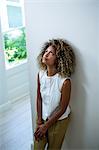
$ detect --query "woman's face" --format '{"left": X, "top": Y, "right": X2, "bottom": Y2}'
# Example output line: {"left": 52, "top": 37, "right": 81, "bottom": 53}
{"left": 42, "top": 46, "right": 57, "bottom": 67}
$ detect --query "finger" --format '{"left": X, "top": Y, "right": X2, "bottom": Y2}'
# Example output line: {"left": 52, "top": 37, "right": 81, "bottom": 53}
{"left": 35, "top": 127, "right": 39, "bottom": 132}
{"left": 36, "top": 132, "right": 45, "bottom": 141}
{"left": 36, "top": 131, "right": 41, "bottom": 138}
{"left": 35, "top": 127, "right": 40, "bottom": 134}
{"left": 35, "top": 136, "right": 39, "bottom": 141}
{"left": 35, "top": 129, "right": 41, "bottom": 137}
{"left": 35, "top": 128, "right": 41, "bottom": 135}
{"left": 34, "top": 133, "right": 38, "bottom": 141}
{"left": 34, "top": 131, "right": 37, "bottom": 137}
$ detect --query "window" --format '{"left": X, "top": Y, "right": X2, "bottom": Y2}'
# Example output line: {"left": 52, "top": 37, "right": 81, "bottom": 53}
{"left": 3, "top": 27, "right": 27, "bottom": 69}
{"left": 0, "top": 0, "right": 27, "bottom": 69}
{"left": 7, "top": 5, "right": 23, "bottom": 28}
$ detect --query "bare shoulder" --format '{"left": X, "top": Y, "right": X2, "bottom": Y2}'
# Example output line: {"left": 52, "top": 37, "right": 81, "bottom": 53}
{"left": 62, "top": 78, "right": 71, "bottom": 91}
{"left": 63, "top": 78, "right": 71, "bottom": 85}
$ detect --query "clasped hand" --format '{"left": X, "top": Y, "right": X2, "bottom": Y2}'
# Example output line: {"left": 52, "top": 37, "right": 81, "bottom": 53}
{"left": 34, "top": 124, "right": 48, "bottom": 141}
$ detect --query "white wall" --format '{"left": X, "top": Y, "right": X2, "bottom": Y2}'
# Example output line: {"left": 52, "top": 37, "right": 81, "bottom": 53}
{"left": 24, "top": 0, "right": 99, "bottom": 149}
{"left": 6, "top": 62, "right": 30, "bottom": 102}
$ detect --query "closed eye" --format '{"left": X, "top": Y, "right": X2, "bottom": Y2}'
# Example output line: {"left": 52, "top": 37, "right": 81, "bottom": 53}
{"left": 45, "top": 50, "right": 55, "bottom": 55}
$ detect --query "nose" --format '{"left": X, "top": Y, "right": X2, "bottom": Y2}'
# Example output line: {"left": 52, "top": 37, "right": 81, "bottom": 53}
{"left": 45, "top": 51, "right": 49, "bottom": 57}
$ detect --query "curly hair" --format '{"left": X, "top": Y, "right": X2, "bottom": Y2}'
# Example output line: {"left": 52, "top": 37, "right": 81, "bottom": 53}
{"left": 37, "top": 38, "right": 76, "bottom": 77}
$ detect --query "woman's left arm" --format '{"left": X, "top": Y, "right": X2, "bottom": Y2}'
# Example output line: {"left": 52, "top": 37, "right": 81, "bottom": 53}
{"left": 35, "top": 79, "right": 71, "bottom": 138}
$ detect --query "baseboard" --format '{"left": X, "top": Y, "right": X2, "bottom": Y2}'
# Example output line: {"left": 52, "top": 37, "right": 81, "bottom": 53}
{"left": 11, "top": 92, "right": 30, "bottom": 103}
{"left": 0, "top": 92, "right": 30, "bottom": 115}
{"left": 0, "top": 100, "right": 12, "bottom": 114}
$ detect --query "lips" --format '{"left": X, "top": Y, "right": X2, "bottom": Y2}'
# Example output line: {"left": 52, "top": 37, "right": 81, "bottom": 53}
{"left": 44, "top": 57, "right": 48, "bottom": 61}
{"left": 42, "top": 57, "right": 48, "bottom": 63}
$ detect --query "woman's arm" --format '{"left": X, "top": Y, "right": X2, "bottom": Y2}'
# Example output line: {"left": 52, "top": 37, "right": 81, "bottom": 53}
{"left": 36, "top": 73, "right": 42, "bottom": 125}
{"left": 35, "top": 79, "right": 71, "bottom": 138}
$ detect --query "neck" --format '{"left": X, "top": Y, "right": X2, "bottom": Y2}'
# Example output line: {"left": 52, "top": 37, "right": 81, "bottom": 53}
{"left": 47, "top": 66, "right": 57, "bottom": 76}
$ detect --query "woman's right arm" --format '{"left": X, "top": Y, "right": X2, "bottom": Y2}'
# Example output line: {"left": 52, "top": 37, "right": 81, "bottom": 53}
{"left": 37, "top": 73, "right": 42, "bottom": 125}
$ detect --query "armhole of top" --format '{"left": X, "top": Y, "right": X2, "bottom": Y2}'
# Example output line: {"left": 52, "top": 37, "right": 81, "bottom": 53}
{"left": 38, "top": 71, "right": 41, "bottom": 82}
{"left": 38, "top": 70, "right": 45, "bottom": 83}
{"left": 59, "top": 77, "right": 71, "bottom": 92}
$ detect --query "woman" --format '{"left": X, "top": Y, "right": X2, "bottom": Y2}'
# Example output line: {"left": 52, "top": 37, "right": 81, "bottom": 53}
{"left": 34, "top": 38, "right": 75, "bottom": 150}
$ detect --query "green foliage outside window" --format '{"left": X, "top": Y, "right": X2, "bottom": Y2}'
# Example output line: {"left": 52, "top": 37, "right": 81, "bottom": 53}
{"left": 3, "top": 27, "right": 27, "bottom": 63}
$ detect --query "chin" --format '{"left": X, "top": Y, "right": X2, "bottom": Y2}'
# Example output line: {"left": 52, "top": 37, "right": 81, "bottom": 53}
{"left": 42, "top": 60, "right": 47, "bottom": 65}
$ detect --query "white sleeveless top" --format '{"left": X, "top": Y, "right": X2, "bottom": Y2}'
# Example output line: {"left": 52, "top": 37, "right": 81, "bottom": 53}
{"left": 39, "top": 70, "right": 71, "bottom": 120}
